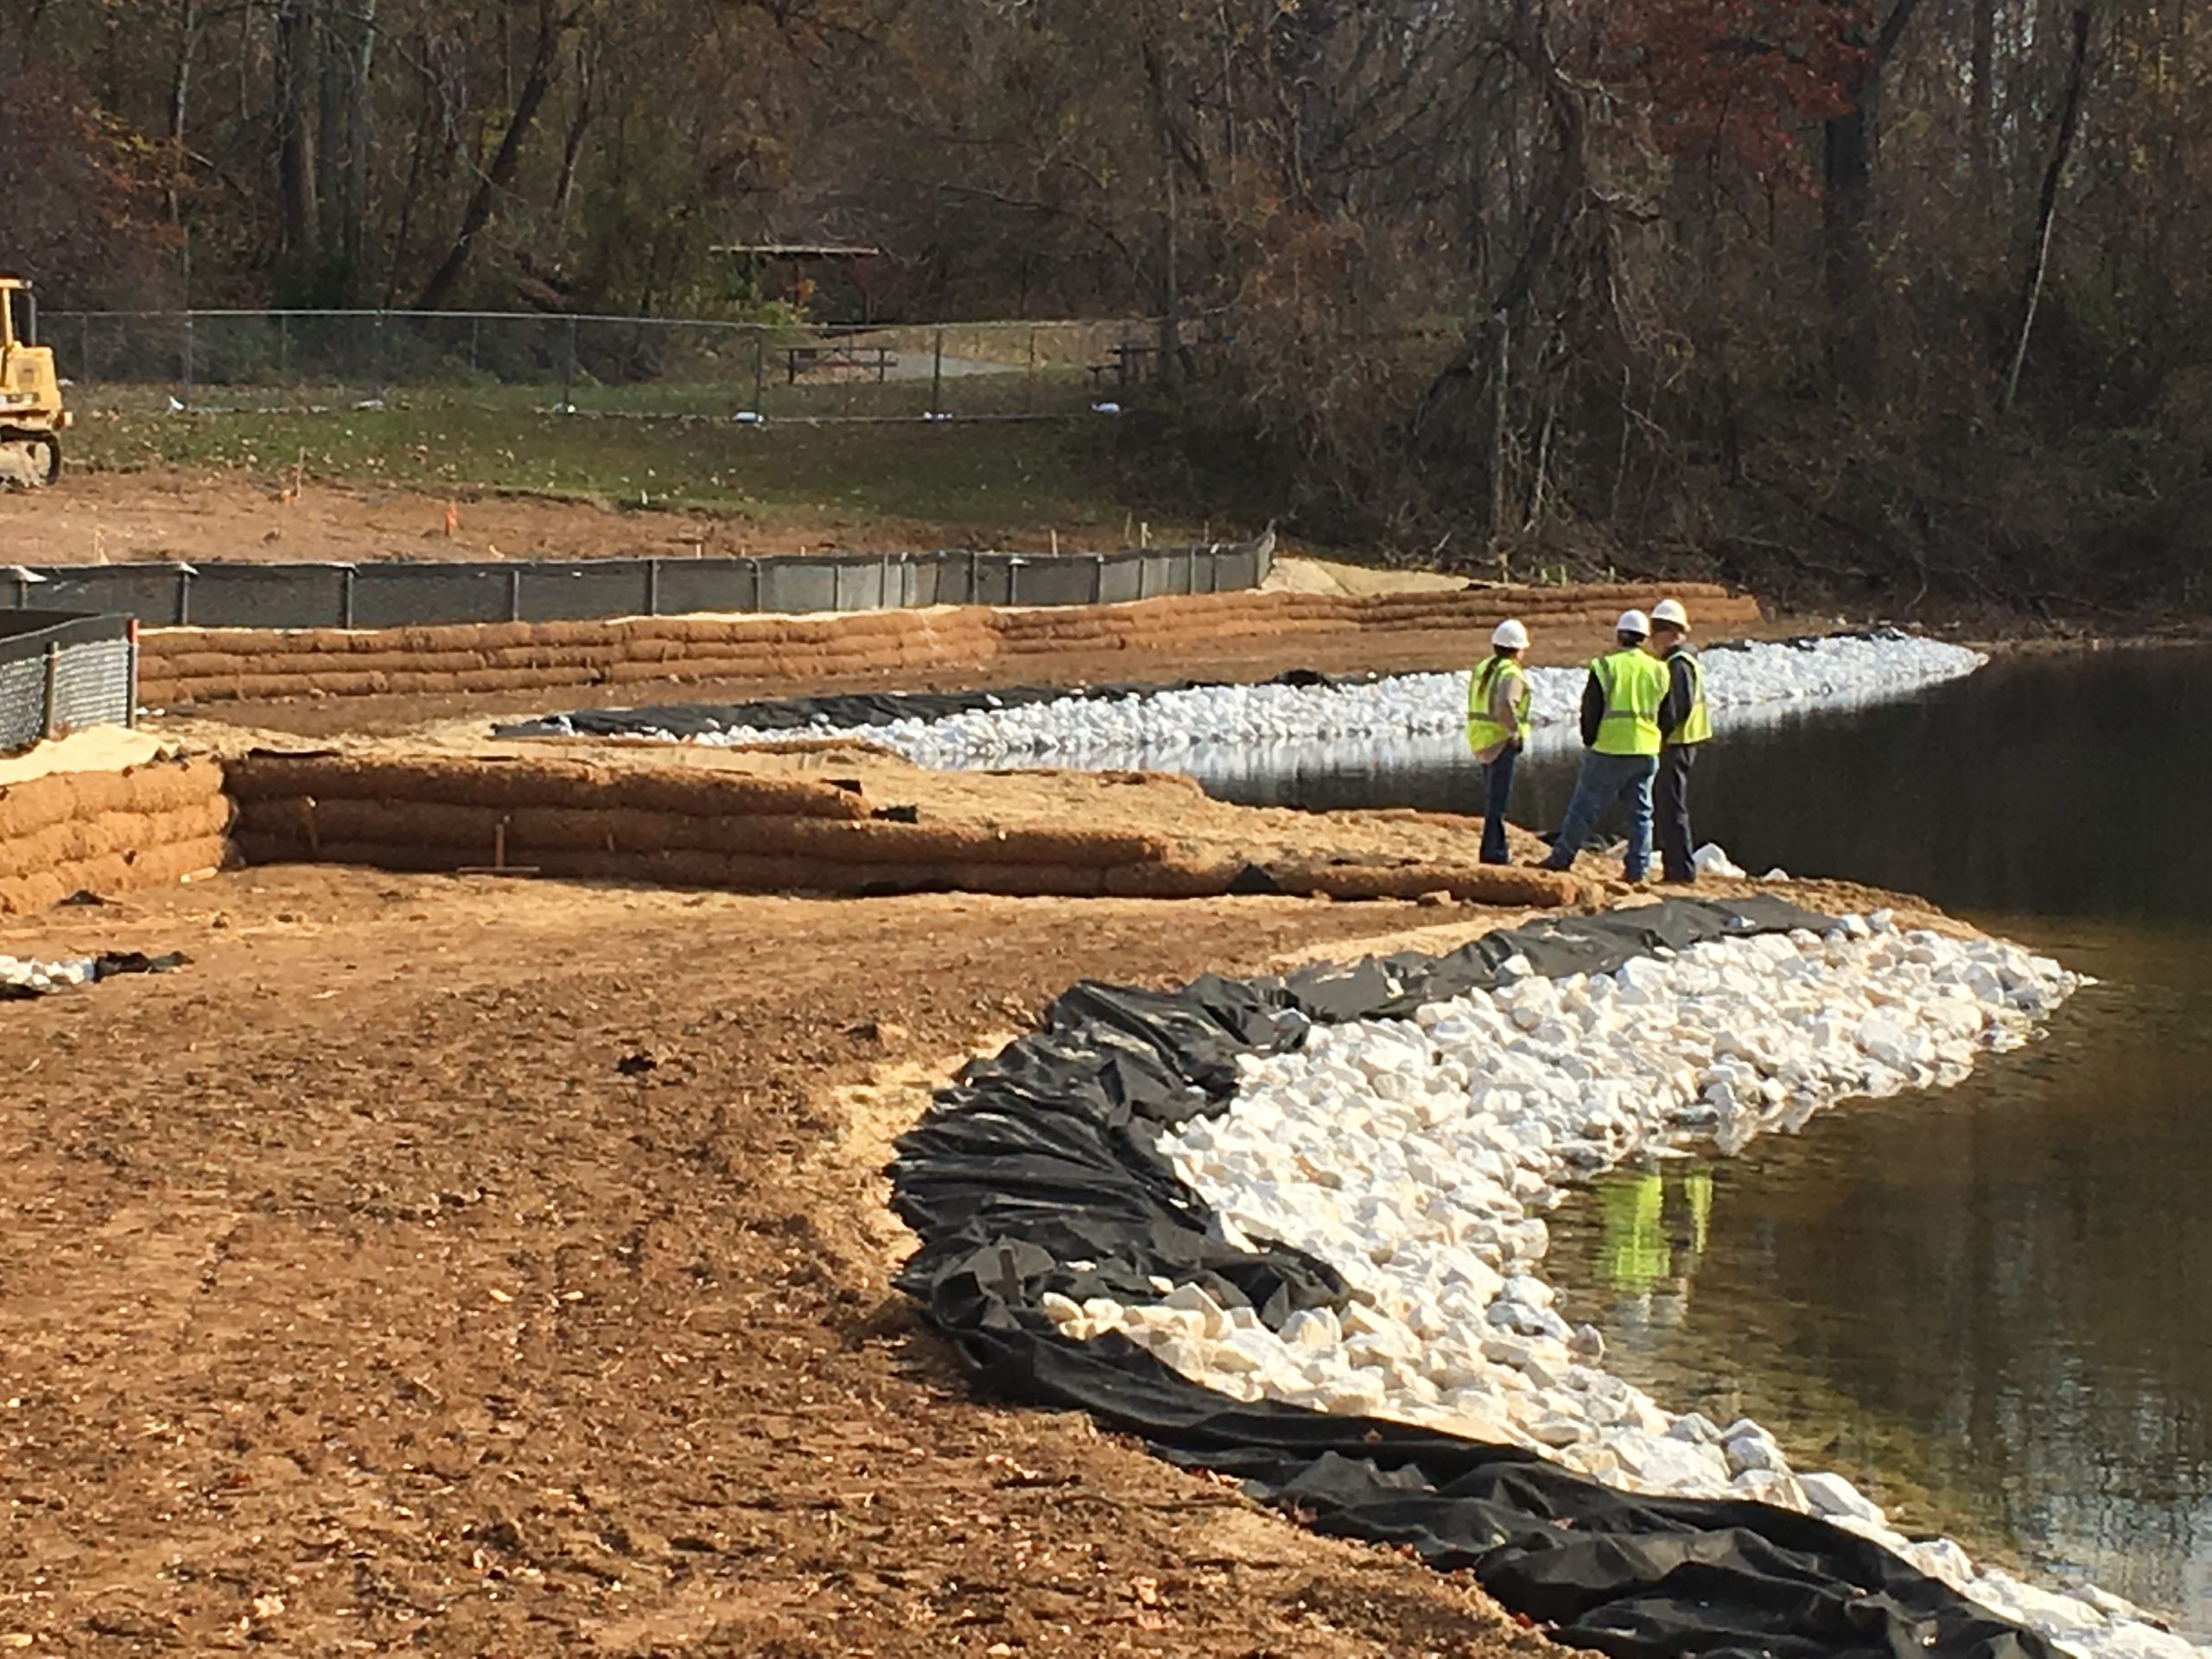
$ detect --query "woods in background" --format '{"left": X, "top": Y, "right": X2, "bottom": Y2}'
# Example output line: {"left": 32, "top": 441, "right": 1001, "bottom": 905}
{"left": 5, "top": 0, "right": 2207, "bottom": 609}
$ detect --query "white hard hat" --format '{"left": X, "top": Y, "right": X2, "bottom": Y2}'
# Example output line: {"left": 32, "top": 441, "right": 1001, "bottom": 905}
{"left": 1651, "top": 598, "right": 1690, "bottom": 628}
{"left": 1615, "top": 609, "right": 1651, "bottom": 636}
{"left": 1491, "top": 618, "right": 1530, "bottom": 650}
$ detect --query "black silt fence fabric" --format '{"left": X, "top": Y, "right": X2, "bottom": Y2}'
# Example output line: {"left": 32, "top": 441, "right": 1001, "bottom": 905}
{"left": 497, "top": 632, "right": 1915, "bottom": 744}
{"left": 892, "top": 896, "right": 2058, "bottom": 1659}
{"left": 494, "top": 669, "right": 1354, "bottom": 741}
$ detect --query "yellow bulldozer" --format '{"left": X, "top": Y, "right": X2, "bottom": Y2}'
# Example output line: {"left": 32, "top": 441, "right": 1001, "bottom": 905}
{"left": 0, "top": 277, "right": 67, "bottom": 483}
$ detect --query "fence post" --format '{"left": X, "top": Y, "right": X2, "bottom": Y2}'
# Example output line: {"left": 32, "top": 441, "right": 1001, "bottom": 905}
{"left": 278, "top": 311, "right": 290, "bottom": 379}
{"left": 645, "top": 557, "right": 660, "bottom": 617}
{"left": 930, "top": 329, "right": 944, "bottom": 420}
{"left": 78, "top": 313, "right": 90, "bottom": 383}
{"left": 372, "top": 311, "right": 389, "bottom": 403}
{"left": 340, "top": 566, "right": 357, "bottom": 628}
{"left": 126, "top": 621, "right": 139, "bottom": 729}
{"left": 180, "top": 313, "right": 195, "bottom": 410}
{"left": 41, "top": 644, "right": 60, "bottom": 741}
{"left": 507, "top": 567, "right": 524, "bottom": 622}
{"left": 471, "top": 315, "right": 482, "bottom": 375}
{"left": 1027, "top": 327, "right": 1038, "bottom": 416}
{"left": 750, "top": 328, "right": 766, "bottom": 419}
{"left": 563, "top": 315, "right": 579, "bottom": 412}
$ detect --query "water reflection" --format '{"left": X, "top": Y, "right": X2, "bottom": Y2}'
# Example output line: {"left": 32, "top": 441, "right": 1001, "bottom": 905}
{"left": 1150, "top": 646, "right": 2212, "bottom": 1630}
{"left": 1592, "top": 1166, "right": 1713, "bottom": 1333}
{"left": 1547, "top": 911, "right": 2212, "bottom": 1629}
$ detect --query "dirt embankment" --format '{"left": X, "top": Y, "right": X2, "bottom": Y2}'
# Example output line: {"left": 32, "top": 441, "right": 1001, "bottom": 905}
{"left": 138, "top": 582, "right": 1762, "bottom": 710}
{"left": 0, "top": 867, "right": 1570, "bottom": 1657}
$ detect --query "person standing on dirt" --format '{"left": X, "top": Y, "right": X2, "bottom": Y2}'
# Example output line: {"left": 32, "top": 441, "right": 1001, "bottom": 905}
{"left": 1465, "top": 619, "right": 1533, "bottom": 866}
{"left": 1649, "top": 598, "right": 1712, "bottom": 884}
{"left": 1536, "top": 610, "right": 1669, "bottom": 883}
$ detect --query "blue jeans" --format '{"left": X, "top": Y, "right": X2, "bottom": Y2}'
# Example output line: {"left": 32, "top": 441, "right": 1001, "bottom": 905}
{"left": 1479, "top": 746, "right": 1518, "bottom": 865}
{"left": 1542, "top": 751, "right": 1659, "bottom": 880}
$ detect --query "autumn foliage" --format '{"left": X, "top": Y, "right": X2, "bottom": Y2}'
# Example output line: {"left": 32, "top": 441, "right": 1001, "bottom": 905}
{"left": 0, "top": 62, "right": 175, "bottom": 306}
{"left": 1603, "top": 0, "right": 1871, "bottom": 184}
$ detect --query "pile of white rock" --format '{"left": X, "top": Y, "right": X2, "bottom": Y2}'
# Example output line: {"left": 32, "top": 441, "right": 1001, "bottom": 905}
{"left": 1038, "top": 916, "right": 2204, "bottom": 1657}
{"left": 654, "top": 632, "right": 1986, "bottom": 768}
{"left": 0, "top": 953, "right": 95, "bottom": 996}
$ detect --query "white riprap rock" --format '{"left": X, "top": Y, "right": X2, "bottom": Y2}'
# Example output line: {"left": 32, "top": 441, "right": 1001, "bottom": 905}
{"left": 1029, "top": 913, "right": 2202, "bottom": 1657}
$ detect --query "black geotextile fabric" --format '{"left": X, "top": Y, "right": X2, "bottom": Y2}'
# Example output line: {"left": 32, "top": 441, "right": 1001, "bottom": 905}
{"left": 493, "top": 668, "right": 1356, "bottom": 741}
{"left": 891, "top": 896, "right": 2060, "bottom": 1659}
{"left": 495, "top": 631, "right": 1925, "bottom": 741}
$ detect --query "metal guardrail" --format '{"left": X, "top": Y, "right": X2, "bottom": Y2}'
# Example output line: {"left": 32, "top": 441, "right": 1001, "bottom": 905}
{"left": 5, "top": 539, "right": 1274, "bottom": 632}
{"left": 0, "top": 612, "right": 137, "bottom": 752}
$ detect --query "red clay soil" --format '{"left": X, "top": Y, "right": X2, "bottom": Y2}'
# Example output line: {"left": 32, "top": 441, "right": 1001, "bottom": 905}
{"left": 0, "top": 867, "right": 1573, "bottom": 1658}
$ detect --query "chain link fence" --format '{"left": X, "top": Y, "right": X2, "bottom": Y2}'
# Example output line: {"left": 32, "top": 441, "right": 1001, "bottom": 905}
{"left": 46, "top": 310, "right": 1230, "bottom": 423}
{"left": 0, "top": 613, "right": 137, "bottom": 753}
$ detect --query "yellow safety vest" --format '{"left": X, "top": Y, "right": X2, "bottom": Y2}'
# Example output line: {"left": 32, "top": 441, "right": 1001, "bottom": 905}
{"left": 1665, "top": 649, "right": 1713, "bottom": 747}
{"left": 1590, "top": 647, "right": 1669, "bottom": 757}
{"left": 1465, "top": 656, "right": 1531, "bottom": 755}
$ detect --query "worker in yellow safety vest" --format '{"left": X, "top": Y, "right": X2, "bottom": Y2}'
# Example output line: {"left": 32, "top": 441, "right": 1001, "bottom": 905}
{"left": 1650, "top": 597, "right": 1713, "bottom": 883}
{"left": 1537, "top": 610, "right": 1670, "bottom": 882}
{"left": 1465, "top": 619, "right": 1532, "bottom": 866}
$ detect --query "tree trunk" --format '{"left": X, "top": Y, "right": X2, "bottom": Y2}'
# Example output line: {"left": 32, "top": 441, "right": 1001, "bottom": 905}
{"left": 2004, "top": 6, "right": 2094, "bottom": 412}
{"left": 1970, "top": 0, "right": 1997, "bottom": 186}
{"left": 1821, "top": 99, "right": 1877, "bottom": 397}
{"left": 382, "top": 32, "right": 437, "bottom": 309}
{"left": 316, "top": 5, "right": 344, "bottom": 270}
{"left": 167, "top": 0, "right": 197, "bottom": 305}
{"left": 274, "top": 0, "right": 320, "bottom": 284}
{"left": 1819, "top": 0, "right": 1926, "bottom": 401}
{"left": 550, "top": 28, "right": 597, "bottom": 257}
{"left": 343, "top": 0, "right": 378, "bottom": 301}
{"left": 415, "top": 0, "right": 576, "bottom": 311}
{"left": 1138, "top": 26, "right": 1186, "bottom": 387}
{"left": 1488, "top": 311, "right": 1511, "bottom": 543}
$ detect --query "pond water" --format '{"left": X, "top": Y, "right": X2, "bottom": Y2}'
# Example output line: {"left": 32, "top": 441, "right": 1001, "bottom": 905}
{"left": 1179, "top": 645, "right": 2212, "bottom": 1632}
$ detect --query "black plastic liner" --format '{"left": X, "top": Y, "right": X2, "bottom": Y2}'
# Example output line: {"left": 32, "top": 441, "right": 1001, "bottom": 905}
{"left": 499, "top": 629, "right": 1930, "bottom": 746}
{"left": 494, "top": 668, "right": 1361, "bottom": 741}
{"left": 892, "top": 896, "right": 2059, "bottom": 1659}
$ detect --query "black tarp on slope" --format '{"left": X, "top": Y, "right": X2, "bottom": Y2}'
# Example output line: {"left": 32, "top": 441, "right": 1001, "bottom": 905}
{"left": 497, "top": 631, "right": 1928, "bottom": 745}
{"left": 892, "top": 896, "right": 2058, "bottom": 1659}
{"left": 494, "top": 669, "right": 1357, "bottom": 741}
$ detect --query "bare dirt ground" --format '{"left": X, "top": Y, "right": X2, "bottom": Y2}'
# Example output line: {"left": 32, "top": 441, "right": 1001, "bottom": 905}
{"left": 0, "top": 868, "right": 1582, "bottom": 1659}
{"left": 1, "top": 472, "right": 1154, "bottom": 568}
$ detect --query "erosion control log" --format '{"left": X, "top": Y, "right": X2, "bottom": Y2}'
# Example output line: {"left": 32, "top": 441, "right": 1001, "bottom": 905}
{"left": 139, "top": 584, "right": 1762, "bottom": 706}
{"left": 222, "top": 750, "right": 1587, "bottom": 907}
{"left": 0, "top": 754, "right": 232, "bottom": 915}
